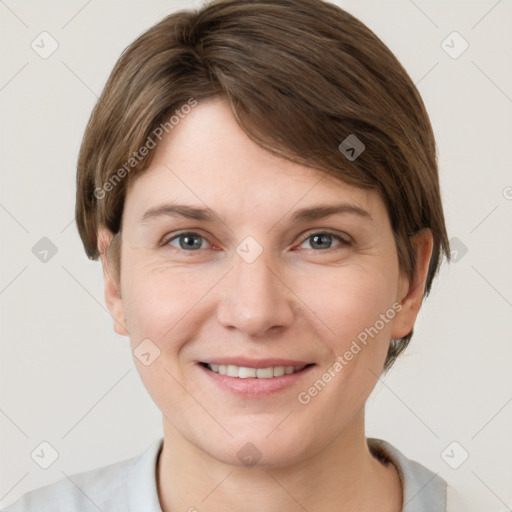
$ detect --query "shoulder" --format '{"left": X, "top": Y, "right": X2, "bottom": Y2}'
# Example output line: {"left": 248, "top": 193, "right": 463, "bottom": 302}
{"left": 367, "top": 438, "right": 494, "bottom": 511}
{"left": 2, "top": 455, "right": 138, "bottom": 512}
{"left": 446, "top": 485, "right": 473, "bottom": 512}
{"left": 445, "top": 479, "right": 510, "bottom": 512}
{"left": 2, "top": 439, "right": 163, "bottom": 512}
{"left": 1, "top": 459, "right": 132, "bottom": 512}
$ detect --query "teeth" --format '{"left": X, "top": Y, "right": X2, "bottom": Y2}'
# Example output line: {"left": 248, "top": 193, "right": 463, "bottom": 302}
{"left": 227, "top": 365, "right": 239, "bottom": 377}
{"left": 239, "top": 367, "right": 257, "bottom": 378}
{"left": 206, "top": 363, "right": 306, "bottom": 378}
{"left": 256, "top": 367, "right": 273, "bottom": 378}
{"left": 273, "top": 366, "right": 285, "bottom": 377}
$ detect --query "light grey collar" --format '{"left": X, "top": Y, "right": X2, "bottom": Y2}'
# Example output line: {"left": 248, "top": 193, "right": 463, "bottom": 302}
{"left": 368, "top": 438, "right": 447, "bottom": 512}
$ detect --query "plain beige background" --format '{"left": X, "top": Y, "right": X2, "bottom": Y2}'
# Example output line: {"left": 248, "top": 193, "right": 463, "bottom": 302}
{"left": 1, "top": 0, "right": 511, "bottom": 509}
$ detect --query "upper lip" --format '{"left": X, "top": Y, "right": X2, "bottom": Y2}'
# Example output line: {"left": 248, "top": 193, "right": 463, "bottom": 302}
{"left": 199, "top": 357, "right": 314, "bottom": 368}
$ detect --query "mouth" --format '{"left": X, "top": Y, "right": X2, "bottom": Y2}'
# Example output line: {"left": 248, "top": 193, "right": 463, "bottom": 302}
{"left": 197, "top": 359, "right": 316, "bottom": 397}
{"left": 200, "top": 362, "right": 314, "bottom": 378}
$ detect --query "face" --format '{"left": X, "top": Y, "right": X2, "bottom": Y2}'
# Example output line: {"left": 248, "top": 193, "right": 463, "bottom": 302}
{"left": 102, "top": 96, "right": 430, "bottom": 468}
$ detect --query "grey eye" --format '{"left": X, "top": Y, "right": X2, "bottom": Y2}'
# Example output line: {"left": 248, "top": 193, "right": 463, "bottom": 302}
{"left": 168, "top": 233, "right": 206, "bottom": 250}
{"left": 301, "top": 232, "right": 345, "bottom": 250}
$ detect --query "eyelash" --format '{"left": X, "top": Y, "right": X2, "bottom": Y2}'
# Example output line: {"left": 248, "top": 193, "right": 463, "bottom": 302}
{"left": 161, "top": 230, "right": 351, "bottom": 252}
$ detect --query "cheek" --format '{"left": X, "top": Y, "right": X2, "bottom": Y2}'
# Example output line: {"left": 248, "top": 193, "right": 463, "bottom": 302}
{"left": 119, "top": 261, "right": 217, "bottom": 416}
{"left": 292, "top": 266, "right": 399, "bottom": 423}
{"left": 120, "top": 258, "right": 219, "bottom": 346}
{"left": 299, "top": 263, "right": 399, "bottom": 360}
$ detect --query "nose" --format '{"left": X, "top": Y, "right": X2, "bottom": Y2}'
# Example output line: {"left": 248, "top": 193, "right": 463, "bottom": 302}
{"left": 216, "top": 248, "right": 295, "bottom": 338}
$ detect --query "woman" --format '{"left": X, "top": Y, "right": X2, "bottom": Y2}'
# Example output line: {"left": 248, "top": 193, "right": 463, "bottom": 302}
{"left": 4, "top": 0, "right": 460, "bottom": 510}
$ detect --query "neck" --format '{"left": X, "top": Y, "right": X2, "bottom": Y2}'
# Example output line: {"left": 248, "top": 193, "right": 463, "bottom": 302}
{"left": 156, "top": 410, "right": 402, "bottom": 512}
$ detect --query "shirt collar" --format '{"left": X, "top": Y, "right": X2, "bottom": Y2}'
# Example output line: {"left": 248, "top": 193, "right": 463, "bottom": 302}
{"left": 368, "top": 438, "right": 447, "bottom": 511}
{"left": 126, "top": 438, "right": 164, "bottom": 512}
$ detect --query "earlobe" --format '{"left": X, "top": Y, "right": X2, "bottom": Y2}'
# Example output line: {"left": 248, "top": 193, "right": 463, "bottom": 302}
{"left": 391, "top": 229, "right": 434, "bottom": 340}
{"left": 98, "top": 229, "right": 129, "bottom": 337}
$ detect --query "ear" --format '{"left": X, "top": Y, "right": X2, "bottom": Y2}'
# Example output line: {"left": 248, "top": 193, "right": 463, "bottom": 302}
{"left": 98, "top": 228, "right": 128, "bottom": 336}
{"left": 391, "top": 229, "right": 434, "bottom": 340}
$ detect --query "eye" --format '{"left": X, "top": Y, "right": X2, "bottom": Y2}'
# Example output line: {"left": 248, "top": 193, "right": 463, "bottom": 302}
{"left": 162, "top": 230, "right": 350, "bottom": 252}
{"left": 166, "top": 232, "right": 210, "bottom": 251}
{"left": 298, "top": 231, "right": 350, "bottom": 250}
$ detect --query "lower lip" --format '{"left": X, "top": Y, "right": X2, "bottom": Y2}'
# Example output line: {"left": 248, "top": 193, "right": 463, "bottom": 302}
{"left": 198, "top": 364, "right": 315, "bottom": 398}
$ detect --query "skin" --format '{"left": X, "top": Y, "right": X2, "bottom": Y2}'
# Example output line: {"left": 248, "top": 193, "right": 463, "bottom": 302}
{"left": 99, "top": 96, "right": 433, "bottom": 512}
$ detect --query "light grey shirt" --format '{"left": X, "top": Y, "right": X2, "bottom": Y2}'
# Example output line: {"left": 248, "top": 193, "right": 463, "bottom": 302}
{"left": 2, "top": 437, "right": 457, "bottom": 511}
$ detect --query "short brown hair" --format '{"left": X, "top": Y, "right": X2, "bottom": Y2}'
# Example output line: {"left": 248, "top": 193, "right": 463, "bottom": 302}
{"left": 75, "top": 0, "right": 450, "bottom": 371}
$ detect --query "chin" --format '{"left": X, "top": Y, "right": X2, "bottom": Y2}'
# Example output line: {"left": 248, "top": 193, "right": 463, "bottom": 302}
{"left": 189, "top": 424, "right": 316, "bottom": 469}
{"left": 208, "top": 441, "right": 309, "bottom": 469}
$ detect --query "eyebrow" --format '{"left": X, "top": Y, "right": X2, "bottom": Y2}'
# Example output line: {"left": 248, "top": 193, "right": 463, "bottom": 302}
{"left": 138, "top": 202, "right": 373, "bottom": 224}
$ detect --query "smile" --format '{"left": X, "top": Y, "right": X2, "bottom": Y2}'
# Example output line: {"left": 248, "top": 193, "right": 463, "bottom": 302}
{"left": 198, "top": 358, "right": 316, "bottom": 397}
{"left": 202, "top": 363, "right": 309, "bottom": 378}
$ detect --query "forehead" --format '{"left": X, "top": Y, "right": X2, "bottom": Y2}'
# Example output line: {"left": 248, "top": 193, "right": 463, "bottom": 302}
{"left": 123, "top": 97, "right": 385, "bottom": 225}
